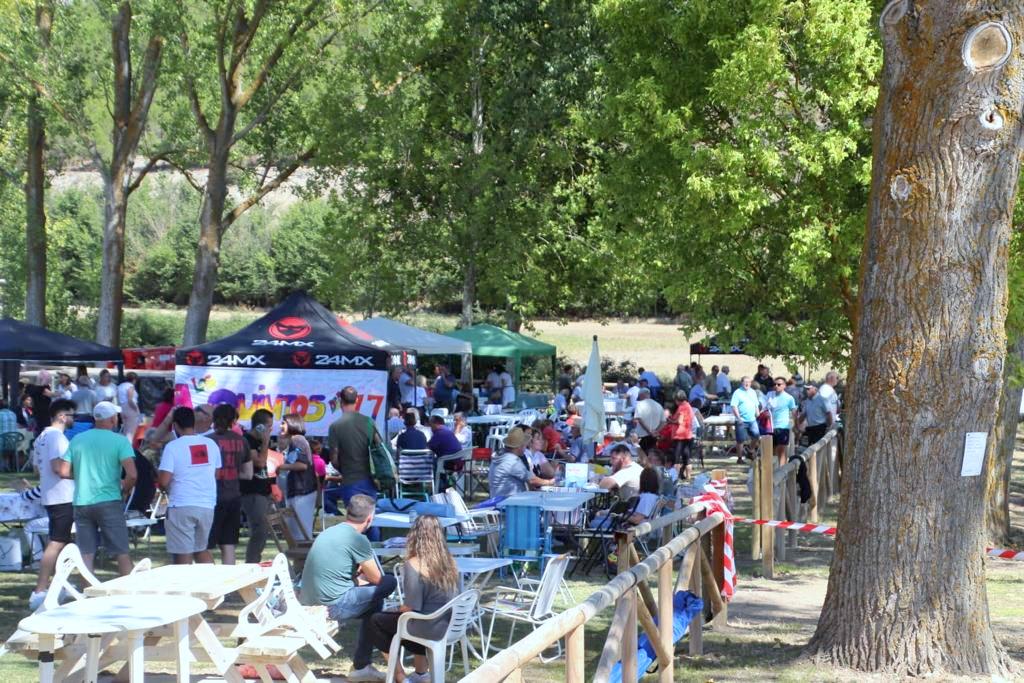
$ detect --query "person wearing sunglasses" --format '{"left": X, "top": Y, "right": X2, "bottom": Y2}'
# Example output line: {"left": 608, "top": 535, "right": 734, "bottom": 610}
{"left": 766, "top": 377, "right": 798, "bottom": 466}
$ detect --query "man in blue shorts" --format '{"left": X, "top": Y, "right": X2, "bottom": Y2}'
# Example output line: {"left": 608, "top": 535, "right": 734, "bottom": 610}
{"left": 730, "top": 376, "right": 761, "bottom": 461}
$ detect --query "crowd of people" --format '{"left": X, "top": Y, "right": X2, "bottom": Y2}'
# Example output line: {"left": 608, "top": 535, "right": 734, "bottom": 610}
{"left": 5, "top": 358, "right": 842, "bottom": 681}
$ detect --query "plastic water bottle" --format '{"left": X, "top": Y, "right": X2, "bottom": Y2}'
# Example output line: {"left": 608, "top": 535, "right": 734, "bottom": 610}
{"left": 408, "top": 509, "right": 418, "bottom": 526}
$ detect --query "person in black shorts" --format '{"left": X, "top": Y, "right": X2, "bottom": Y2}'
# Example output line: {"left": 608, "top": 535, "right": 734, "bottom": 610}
{"left": 28, "top": 399, "right": 77, "bottom": 610}
{"left": 208, "top": 404, "right": 250, "bottom": 564}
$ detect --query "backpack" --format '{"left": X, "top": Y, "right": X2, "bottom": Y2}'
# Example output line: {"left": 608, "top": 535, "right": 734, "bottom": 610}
{"left": 365, "top": 416, "right": 397, "bottom": 494}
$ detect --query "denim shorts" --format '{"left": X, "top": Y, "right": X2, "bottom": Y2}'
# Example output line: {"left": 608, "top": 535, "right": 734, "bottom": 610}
{"left": 74, "top": 500, "right": 130, "bottom": 556}
{"left": 735, "top": 420, "right": 760, "bottom": 443}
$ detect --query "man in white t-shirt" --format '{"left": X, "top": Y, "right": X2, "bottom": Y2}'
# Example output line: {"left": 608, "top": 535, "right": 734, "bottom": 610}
{"left": 818, "top": 372, "right": 841, "bottom": 422}
{"left": 632, "top": 388, "right": 664, "bottom": 453}
{"left": 28, "top": 398, "right": 77, "bottom": 611}
{"left": 498, "top": 365, "right": 515, "bottom": 407}
{"left": 599, "top": 443, "right": 644, "bottom": 500}
{"left": 625, "top": 380, "right": 641, "bottom": 409}
{"left": 399, "top": 368, "right": 416, "bottom": 407}
{"left": 158, "top": 407, "right": 222, "bottom": 564}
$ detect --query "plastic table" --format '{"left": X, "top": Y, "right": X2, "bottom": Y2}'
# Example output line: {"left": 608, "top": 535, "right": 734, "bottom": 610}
{"left": 19, "top": 595, "right": 207, "bottom": 683}
{"left": 370, "top": 512, "right": 468, "bottom": 530}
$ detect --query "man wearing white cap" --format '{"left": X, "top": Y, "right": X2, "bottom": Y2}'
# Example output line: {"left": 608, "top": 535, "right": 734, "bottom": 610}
{"left": 59, "top": 401, "right": 137, "bottom": 575}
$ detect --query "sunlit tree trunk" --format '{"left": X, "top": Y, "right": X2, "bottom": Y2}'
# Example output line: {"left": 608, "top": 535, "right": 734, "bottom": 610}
{"left": 23, "top": 1, "right": 52, "bottom": 327}
{"left": 809, "top": 2, "right": 1024, "bottom": 675}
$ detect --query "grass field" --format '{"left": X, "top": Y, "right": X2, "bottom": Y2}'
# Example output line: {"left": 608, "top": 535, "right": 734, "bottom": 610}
{"left": 0, "top": 440, "right": 1020, "bottom": 681}
{"left": 127, "top": 306, "right": 833, "bottom": 382}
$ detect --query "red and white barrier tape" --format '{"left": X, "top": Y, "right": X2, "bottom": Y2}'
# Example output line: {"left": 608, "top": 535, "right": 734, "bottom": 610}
{"left": 733, "top": 517, "right": 836, "bottom": 536}
{"left": 987, "top": 548, "right": 1024, "bottom": 561}
{"left": 734, "top": 518, "right": 1023, "bottom": 561}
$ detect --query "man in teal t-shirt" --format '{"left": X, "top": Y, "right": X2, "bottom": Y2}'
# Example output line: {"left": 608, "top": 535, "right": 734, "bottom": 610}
{"left": 60, "top": 402, "right": 137, "bottom": 575}
{"left": 299, "top": 494, "right": 396, "bottom": 681}
{"left": 766, "top": 378, "right": 798, "bottom": 465}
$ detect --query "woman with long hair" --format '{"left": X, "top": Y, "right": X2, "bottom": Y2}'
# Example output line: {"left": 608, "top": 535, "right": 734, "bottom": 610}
{"left": 276, "top": 413, "right": 318, "bottom": 538}
{"left": 368, "top": 515, "right": 461, "bottom": 682}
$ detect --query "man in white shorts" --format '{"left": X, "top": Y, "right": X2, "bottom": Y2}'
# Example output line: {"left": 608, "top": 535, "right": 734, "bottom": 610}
{"left": 158, "top": 407, "right": 221, "bottom": 564}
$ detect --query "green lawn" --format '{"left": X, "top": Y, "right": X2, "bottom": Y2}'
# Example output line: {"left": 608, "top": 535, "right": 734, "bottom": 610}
{"left": 0, "top": 445, "right": 1019, "bottom": 681}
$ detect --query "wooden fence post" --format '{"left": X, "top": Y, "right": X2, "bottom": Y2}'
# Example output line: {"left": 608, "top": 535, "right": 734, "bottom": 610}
{"left": 750, "top": 456, "right": 761, "bottom": 560}
{"left": 774, "top": 477, "right": 786, "bottom": 561}
{"left": 786, "top": 469, "right": 798, "bottom": 550}
{"left": 566, "top": 624, "right": 585, "bottom": 683}
{"left": 807, "top": 446, "right": 819, "bottom": 523}
{"left": 710, "top": 521, "right": 728, "bottom": 629}
{"left": 658, "top": 542, "right": 675, "bottom": 683}
{"left": 758, "top": 435, "right": 775, "bottom": 578}
{"left": 622, "top": 587, "right": 638, "bottom": 682}
{"left": 688, "top": 540, "right": 703, "bottom": 656}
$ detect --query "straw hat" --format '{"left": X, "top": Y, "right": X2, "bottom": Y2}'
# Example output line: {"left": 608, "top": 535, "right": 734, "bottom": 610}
{"left": 504, "top": 427, "right": 527, "bottom": 449}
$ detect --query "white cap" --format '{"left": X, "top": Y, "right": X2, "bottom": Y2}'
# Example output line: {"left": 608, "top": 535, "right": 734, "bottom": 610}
{"left": 93, "top": 401, "right": 122, "bottom": 420}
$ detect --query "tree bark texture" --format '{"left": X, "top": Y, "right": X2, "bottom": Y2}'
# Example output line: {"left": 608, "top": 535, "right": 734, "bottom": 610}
{"left": 23, "top": 2, "right": 52, "bottom": 328}
{"left": 182, "top": 141, "right": 231, "bottom": 346}
{"left": 24, "top": 92, "right": 46, "bottom": 327}
{"left": 985, "top": 335, "right": 1023, "bottom": 544}
{"left": 808, "top": 2, "right": 1024, "bottom": 676}
{"left": 95, "top": 3, "right": 163, "bottom": 347}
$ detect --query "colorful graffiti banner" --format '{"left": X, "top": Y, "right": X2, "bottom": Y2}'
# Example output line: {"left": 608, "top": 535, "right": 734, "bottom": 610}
{"left": 173, "top": 366, "right": 388, "bottom": 436}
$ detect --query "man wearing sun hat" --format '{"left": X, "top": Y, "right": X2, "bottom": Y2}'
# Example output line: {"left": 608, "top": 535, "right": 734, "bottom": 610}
{"left": 59, "top": 401, "right": 137, "bottom": 575}
{"left": 488, "top": 427, "right": 554, "bottom": 497}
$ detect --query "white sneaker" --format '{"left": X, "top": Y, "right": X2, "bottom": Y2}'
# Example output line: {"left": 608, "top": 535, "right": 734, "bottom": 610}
{"left": 347, "top": 665, "right": 386, "bottom": 682}
{"left": 406, "top": 671, "right": 431, "bottom": 683}
{"left": 28, "top": 591, "right": 46, "bottom": 611}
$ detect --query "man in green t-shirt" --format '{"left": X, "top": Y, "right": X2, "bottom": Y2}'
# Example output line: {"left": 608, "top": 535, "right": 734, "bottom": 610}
{"left": 299, "top": 494, "right": 396, "bottom": 682}
{"left": 59, "top": 401, "right": 137, "bottom": 575}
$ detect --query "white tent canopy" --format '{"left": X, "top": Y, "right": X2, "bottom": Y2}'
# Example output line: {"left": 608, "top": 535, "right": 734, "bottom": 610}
{"left": 353, "top": 317, "right": 473, "bottom": 357}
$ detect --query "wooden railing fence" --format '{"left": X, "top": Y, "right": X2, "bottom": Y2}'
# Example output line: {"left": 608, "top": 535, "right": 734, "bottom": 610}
{"left": 461, "top": 504, "right": 728, "bottom": 683}
{"left": 750, "top": 428, "right": 840, "bottom": 578}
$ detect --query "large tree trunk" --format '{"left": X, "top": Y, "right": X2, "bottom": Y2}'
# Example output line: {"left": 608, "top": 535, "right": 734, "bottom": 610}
{"left": 96, "top": 173, "right": 128, "bottom": 345}
{"left": 95, "top": 3, "right": 162, "bottom": 346}
{"left": 24, "top": 92, "right": 46, "bottom": 327}
{"left": 459, "top": 259, "right": 476, "bottom": 329}
{"left": 808, "top": 3, "right": 1024, "bottom": 676}
{"left": 985, "top": 336, "right": 1023, "bottom": 544}
{"left": 182, "top": 143, "right": 230, "bottom": 346}
{"left": 23, "top": 2, "right": 52, "bottom": 327}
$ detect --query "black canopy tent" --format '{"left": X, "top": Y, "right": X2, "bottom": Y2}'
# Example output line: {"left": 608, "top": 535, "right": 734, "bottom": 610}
{"left": 174, "top": 291, "right": 411, "bottom": 436}
{"left": 174, "top": 291, "right": 406, "bottom": 371}
{"left": 0, "top": 318, "right": 123, "bottom": 402}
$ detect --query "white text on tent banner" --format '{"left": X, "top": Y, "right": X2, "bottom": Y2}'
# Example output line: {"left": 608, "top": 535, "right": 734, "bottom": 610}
{"left": 174, "top": 366, "right": 388, "bottom": 437}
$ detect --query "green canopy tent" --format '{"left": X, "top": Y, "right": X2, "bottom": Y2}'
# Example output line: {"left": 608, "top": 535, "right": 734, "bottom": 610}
{"left": 445, "top": 323, "right": 557, "bottom": 392}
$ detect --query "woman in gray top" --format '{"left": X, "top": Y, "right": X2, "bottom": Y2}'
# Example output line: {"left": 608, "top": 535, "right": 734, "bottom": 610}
{"left": 369, "top": 515, "right": 461, "bottom": 682}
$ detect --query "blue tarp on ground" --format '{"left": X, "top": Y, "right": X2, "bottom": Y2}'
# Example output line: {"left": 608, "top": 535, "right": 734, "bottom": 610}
{"left": 608, "top": 590, "right": 704, "bottom": 683}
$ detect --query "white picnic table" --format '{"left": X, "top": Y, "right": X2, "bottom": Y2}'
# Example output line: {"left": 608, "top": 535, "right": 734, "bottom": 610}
{"left": 374, "top": 542, "right": 479, "bottom": 560}
{"left": 19, "top": 595, "right": 207, "bottom": 683}
{"left": 84, "top": 563, "right": 271, "bottom": 683}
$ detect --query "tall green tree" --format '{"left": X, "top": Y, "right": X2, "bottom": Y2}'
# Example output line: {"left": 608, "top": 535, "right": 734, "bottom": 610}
{"left": 165, "top": 0, "right": 382, "bottom": 345}
{"left": 593, "top": 0, "right": 880, "bottom": 366}
{"left": 318, "top": 1, "right": 630, "bottom": 326}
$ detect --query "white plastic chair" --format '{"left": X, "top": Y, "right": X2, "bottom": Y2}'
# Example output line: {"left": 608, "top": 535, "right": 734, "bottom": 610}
{"left": 443, "top": 489, "right": 500, "bottom": 556}
{"left": 485, "top": 424, "right": 510, "bottom": 452}
{"left": 482, "top": 554, "right": 571, "bottom": 662}
{"left": 397, "top": 449, "right": 436, "bottom": 500}
{"left": 0, "top": 544, "right": 102, "bottom": 658}
{"left": 435, "top": 447, "right": 472, "bottom": 496}
{"left": 385, "top": 589, "right": 481, "bottom": 682}
{"left": 125, "top": 489, "right": 167, "bottom": 548}
{"left": 235, "top": 553, "right": 339, "bottom": 660}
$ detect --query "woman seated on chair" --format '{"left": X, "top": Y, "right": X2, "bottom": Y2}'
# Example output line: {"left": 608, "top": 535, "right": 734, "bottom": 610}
{"left": 368, "top": 515, "right": 462, "bottom": 682}
{"left": 625, "top": 467, "right": 662, "bottom": 525}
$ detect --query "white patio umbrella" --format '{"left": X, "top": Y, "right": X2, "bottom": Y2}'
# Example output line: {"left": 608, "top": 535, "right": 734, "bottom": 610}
{"left": 581, "top": 335, "right": 606, "bottom": 449}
